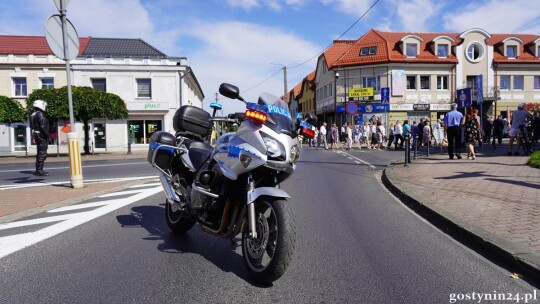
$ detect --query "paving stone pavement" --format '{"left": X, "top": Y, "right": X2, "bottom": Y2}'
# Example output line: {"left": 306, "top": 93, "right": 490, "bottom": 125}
{"left": 383, "top": 143, "right": 540, "bottom": 283}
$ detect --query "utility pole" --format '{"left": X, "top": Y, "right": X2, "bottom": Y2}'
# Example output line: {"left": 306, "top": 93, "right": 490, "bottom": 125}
{"left": 283, "top": 66, "right": 288, "bottom": 103}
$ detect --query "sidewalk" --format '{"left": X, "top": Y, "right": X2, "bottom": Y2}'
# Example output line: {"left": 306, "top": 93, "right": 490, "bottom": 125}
{"left": 0, "top": 150, "right": 150, "bottom": 223}
{"left": 382, "top": 143, "right": 540, "bottom": 283}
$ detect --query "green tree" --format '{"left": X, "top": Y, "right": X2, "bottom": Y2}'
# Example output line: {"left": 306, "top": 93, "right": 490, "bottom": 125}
{"left": 0, "top": 96, "right": 26, "bottom": 123}
{"left": 27, "top": 86, "right": 128, "bottom": 154}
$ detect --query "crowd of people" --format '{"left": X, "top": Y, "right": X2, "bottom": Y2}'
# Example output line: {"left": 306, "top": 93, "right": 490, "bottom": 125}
{"left": 305, "top": 103, "right": 540, "bottom": 159}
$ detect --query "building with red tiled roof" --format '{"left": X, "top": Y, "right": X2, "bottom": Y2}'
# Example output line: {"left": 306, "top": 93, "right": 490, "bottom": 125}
{"left": 0, "top": 35, "right": 202, "bottom": 155}
{"left": 312, "top": 28, "right": 540, "bottom": 129}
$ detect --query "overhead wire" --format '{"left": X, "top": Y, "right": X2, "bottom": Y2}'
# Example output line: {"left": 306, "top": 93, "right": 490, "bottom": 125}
{"left": 288, "top": 0, "right": 380, "bottom": 70}
{"left": 230, "top": 0, "right": 381, "bottom": 95}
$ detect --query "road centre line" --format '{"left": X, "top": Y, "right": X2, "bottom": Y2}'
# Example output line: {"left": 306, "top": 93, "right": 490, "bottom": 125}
{"left": 336, "top": 151, "right": 377, "bottom": 170}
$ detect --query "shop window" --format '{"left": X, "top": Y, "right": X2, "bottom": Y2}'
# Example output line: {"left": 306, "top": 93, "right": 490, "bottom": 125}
{"left": 128, "top": 119, "right": 162, "bottom": 144}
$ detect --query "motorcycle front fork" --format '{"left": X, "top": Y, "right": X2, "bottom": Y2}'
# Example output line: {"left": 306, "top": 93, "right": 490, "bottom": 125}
{"left": 247, "top": 174, "right": 257, "bottom": 240}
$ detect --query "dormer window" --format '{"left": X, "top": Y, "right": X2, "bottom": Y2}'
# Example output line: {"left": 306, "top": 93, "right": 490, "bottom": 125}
{"left": 437, "top": 44, "right": 448, "bottom": 58}
{"left": 507, "top": 45, "right": 517, "bottom": 58}
{"left": 537, "top": 45, "right": 540, "bottom": 58}
{"left": 360, "top": 46, "right": 377, "bottom": 56}
{"left": 406, "top": 43, "right": 417, "bottom": 57}
{"left": 502, "top": 37, "right": 522, "bottom": 59}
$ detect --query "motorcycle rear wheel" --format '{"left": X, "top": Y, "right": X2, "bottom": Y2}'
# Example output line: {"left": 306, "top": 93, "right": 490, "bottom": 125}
{"left": 165, "top": 201, "right": 196, "bottom": 233}
{"left": 242, "top": 197, "right": 296, "bottom": 283}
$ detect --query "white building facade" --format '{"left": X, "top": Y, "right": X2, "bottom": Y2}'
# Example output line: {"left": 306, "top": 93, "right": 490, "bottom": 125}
{"left": 0, "top": 36, "right": 204, "bottom": 154}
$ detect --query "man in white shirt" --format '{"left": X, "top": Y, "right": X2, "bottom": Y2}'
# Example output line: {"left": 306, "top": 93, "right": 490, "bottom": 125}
{"left": 317, "top": 122, "right": 328, "bottom": 150}
{"left": 393, "top": 120, "right": 404, "bottom": 149}
{"left": 507, "top": 103, "right": 533, "bottom": 156}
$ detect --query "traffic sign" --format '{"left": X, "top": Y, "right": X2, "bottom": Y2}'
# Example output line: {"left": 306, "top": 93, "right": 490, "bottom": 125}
{"left": 44, "top": 14, "right": 80, "bottom": 61}
{"left": 381, "top": 87, "right": 390, "bottom": 104}
{"left": 346, "top": 102, "right": 358, "bottom": 115}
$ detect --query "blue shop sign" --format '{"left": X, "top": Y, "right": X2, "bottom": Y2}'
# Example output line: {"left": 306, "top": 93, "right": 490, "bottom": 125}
{"left": 336, "top": 105, "right": 346, "bottom": 113}
{"left": 358, "top": 104, "right": 389, "bottom": 113}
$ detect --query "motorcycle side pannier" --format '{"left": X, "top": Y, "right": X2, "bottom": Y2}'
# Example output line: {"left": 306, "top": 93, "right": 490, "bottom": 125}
{"left": 147, "top": 131, "right": 176, "bottom": 170}
{"left": 173, "top": 105, "right": 212, "bottom": 139}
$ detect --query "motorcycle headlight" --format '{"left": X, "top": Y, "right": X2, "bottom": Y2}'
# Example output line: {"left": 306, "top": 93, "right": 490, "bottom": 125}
{"left": 290, "top": 145, "right": 300, "bottom": 163}
{"left": 263, "top": 136, "right": 281, "bottom": 157}
{"left": 261, "top": 134, "right": 285, "bottom": 159}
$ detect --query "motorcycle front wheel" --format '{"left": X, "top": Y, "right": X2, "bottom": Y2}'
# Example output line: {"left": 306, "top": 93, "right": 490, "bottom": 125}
{"left": 242, "top": 197, "right": 296, "bottom": 283}
{"left": 165, "top": 200, "right": 196, "bottom": 233}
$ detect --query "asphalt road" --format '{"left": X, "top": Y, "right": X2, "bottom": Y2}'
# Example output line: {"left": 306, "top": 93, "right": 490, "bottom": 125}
{"left": 0, "top": 148, "right": 536, "bottom": 303}
{"left": 0, "top": 157, "right": 154, "bottom": 188}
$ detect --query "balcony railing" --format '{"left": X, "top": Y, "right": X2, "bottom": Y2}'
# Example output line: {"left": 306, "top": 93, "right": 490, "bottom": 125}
{"left": 456, "top": 85, "right": 500, "bottom": 100}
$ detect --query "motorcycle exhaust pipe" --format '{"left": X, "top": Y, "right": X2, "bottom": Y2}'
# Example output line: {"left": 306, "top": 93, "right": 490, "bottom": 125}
{"left": 159, "top": 173, "right": 181, "bottom": 204}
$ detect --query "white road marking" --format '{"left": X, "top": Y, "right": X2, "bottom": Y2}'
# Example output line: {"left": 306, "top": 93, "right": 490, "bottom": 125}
{"left": 98, "top": 189, "right": 151, "bottom": 198}
{"left": 0, "top": 186, "right": 162, "bottom": 259}
{"left": 0, "top": 176, "right": 158, "bottom": 190}
{"left": 0, "top": 161, "right": 148, "bottom": 173}
{"left": 336, "top": 151, "right": 377, "bottom": 170}
{"left": 128, "top": 182, "right": 161, "bottom": 188}
{"left": 47, "top": 199, "right": 124, "bottom": 213}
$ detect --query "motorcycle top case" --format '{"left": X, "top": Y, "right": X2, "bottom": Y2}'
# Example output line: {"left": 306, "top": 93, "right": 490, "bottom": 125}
{"left": 173, "top": 105, "right": 212, "bottom": 138}
{"left": 147, "top": 131, "right": 176, "bottom": 170}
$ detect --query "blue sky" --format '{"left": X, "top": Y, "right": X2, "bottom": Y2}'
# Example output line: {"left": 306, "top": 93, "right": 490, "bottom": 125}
{"left": 2, "top": 0, "right": 540, "bottom": 113}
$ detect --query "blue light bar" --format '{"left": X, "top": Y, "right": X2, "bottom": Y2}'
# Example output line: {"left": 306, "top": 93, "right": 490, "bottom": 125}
{"left": 210, "top": 103, "right": 222, "bottom": 109}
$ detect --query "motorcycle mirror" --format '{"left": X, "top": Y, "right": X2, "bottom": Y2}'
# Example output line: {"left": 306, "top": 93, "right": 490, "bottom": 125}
{"left": 219, "top": 83, "right": 245, "bottom": 102}
{"left": 304, "top": 112, "right": 317, "bottom": 125}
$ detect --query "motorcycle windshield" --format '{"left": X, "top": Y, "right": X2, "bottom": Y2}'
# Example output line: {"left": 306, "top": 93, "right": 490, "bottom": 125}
{"left": 258, "top": 94, "right": 295, "bottom": 136}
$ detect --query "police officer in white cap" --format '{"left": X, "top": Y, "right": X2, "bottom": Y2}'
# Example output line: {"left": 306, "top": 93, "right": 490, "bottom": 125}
{"left": 30, "top": 100, "right": 50, "bottom": 176}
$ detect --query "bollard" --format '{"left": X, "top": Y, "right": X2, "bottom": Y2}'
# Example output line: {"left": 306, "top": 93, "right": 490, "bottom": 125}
{"left": 67, "top": 132, "right": 84, "bottom": 189}
{"left": 413, "top": 135, "right": 418, "bottom": 160}
{"left": 404, "top": 135, "right": 410, "bottom": 166}
{"left": 127, "top": 139, "right": 132, "bottom": 155}
{"left": 25, "top": 136, "right": 28, "bottom": 159}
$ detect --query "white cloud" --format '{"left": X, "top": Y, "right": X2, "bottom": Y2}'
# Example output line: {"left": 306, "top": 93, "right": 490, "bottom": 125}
{"left": 226, "top": 0, "right": 260, "bottom": 10}
{"left": 387, "top": 0, "right": 443, "bottom": 32}
{"left": 320, "top": 0, "right": 372, "bottom": 17}
{"left": 180, "top": 21, "right": 321, "bottom": 112}
{"left": 442, "top": 0, "right": 540, "bottom": 34}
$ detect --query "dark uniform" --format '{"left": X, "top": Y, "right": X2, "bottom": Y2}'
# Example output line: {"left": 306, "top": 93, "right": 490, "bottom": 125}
{"left": 30, "top": 109, "right": 50, "bottom": 176}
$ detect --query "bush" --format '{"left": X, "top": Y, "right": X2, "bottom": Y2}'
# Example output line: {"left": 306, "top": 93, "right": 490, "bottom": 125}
{"left": 527, "top": 151, "right": 540, "bottom": 168}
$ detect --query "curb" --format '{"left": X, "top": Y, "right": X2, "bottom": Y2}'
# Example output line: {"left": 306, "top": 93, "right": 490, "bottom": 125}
{"left": 381, "top": 163, "right": 540, "bottom": 287}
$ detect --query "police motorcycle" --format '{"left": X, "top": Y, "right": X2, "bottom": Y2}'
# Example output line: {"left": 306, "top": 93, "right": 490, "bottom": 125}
{"left": 147, "top": 83, "right": 317, "bottom": 283}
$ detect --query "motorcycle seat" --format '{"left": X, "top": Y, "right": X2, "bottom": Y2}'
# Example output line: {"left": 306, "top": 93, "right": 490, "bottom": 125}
{"left": 185, "top": 139, "right": 214, "bottom": 170}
